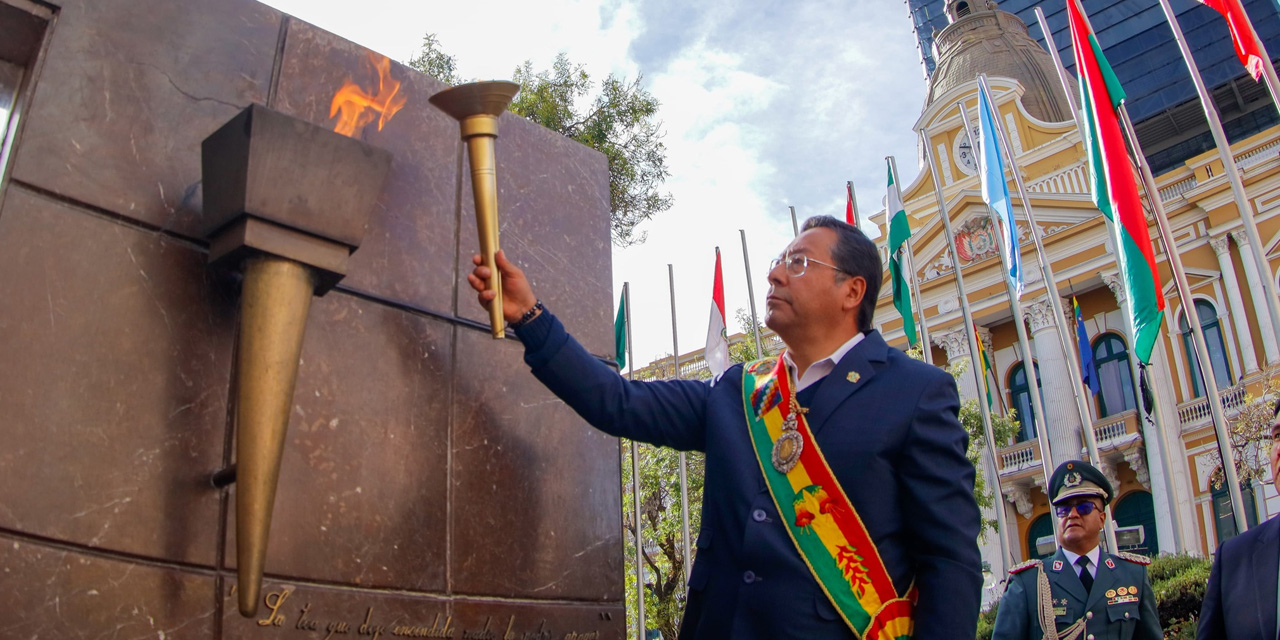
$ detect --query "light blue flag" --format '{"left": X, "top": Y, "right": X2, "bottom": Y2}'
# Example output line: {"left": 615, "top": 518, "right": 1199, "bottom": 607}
{"left": 977, "top": 86, "right": 1022, "bottom": 297}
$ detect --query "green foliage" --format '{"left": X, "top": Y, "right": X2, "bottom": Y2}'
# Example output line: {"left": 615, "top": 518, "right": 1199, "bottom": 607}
{"left": 946, "top": 357, "right": 1021, "bottom": 538}
{"left": 1146, "top": 553, "right": 1205, "bottom": 583}
{"left": 729, "top": 308, "right": 765, "bottom": 364}
{"left": 407, "top": 34, "right": 672, "bottom": 247}
{"left": 1148, "top": 554, "right": 1210, "bottom": 635}
{"left": 975, "top": 600, "right": 1000, "bottom": 640}
{"left": 1207, "top": 367, "right": 1280, "bottom": 489}
{"left": 621, "top": 440, "right": 704, "bottom": 640}
{"left": 405, "top": 34, "right": 460, "bottom": 85}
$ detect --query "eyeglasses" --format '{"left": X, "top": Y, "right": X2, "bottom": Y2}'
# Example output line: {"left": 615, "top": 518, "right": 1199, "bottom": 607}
{"left": 1054, "top": 502, "right": 1099, "bottom": 518}
{"left": 769, "top": 253, "right": 848, "bottom": 278}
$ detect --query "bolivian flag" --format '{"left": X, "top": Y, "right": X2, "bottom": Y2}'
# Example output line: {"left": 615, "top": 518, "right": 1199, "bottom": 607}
{"left": 1067, "top": 0, "right": 1165, "bottom": 364}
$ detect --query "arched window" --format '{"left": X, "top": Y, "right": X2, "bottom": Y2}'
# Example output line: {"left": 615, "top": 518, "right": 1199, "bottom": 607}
{"left": 1009, "top": 361, "right": 1043, "bottom": 442}
{"left": 1026, "top": 513, "right": 1054, "bottom": 560}
{"left": 1092, "top": 334, "right": 1137, "bottom": 417}
{"left": 1112, "top": 491, "right": 1159, "bottom": 556}
{"left": 955, "top": 2, "right": 972, "bottom": 18}
{"left": 1179, "top": 300, "right": 1233, "bottom": 398}
{"left": 1211, "top": 477, "right": 1258, "bottom": 544}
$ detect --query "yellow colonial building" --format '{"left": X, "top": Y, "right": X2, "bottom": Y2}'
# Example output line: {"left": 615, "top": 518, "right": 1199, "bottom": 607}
{"left": 871, "top": 0, "right": 1280, "bottom": 597}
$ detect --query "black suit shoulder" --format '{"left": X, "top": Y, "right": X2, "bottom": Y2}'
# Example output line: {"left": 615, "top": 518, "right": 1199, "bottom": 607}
{"left": 1220, "top": 512, "right": 1278, "bottom": 558}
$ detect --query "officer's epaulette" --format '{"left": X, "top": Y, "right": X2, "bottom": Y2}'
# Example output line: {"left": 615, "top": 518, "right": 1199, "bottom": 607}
{"left": 1115, "top": 551, "right": 1152, "bottom": 566}
{"left": 1009, "top": 558, "right": 1040, "bottom": 574}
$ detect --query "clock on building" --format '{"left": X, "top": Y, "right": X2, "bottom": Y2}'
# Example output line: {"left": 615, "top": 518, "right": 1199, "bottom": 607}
{"left": 953, "top": 124, "right": 981, "bottom": 176}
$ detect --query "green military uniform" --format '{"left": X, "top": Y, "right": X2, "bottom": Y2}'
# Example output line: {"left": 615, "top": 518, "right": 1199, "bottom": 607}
{"left": 990, "top": 461, "right": 1162, "bottom": 640}
{"left": 991, "top": 549, "right": 1160, "bottom": 640}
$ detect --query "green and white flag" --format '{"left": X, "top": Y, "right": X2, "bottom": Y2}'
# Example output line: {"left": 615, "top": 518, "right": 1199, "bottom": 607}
{"left": 886, "top": 160, "right": 917, "bottom": 346}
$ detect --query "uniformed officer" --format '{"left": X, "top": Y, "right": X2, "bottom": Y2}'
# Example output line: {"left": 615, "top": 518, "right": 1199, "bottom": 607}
{"left": 991, "top": 460, "right": 1162, "bottom": 640}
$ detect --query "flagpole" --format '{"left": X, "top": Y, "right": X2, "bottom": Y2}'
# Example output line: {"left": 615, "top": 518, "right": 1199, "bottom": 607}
{"left": 789, "top": 206, "right": 800, "bottom": 238}
{"left": 1036, "top": 5, "right": 1188, "bottom": 554}
{"left": 740, "top": 229, "right": 766, "bottom": 357}
{"left": 990, "top": 361, "right": 1009, "bottom": 416}
{"left": 978, "top": 74, "right": 1117, "bottom": 551}
{"left": 920, "top": 128, "right": 1012, "bottom": 574}
{"left": 959, "top": 105, "right": 1058, "bottom": 528}
{"left": 1156, "top": 0, "right": 1280, "bottom": 363}
{"left": 667, "top": 264, "right": 692, "bottom": 582}
{"left": 1032, "top": 8, "right": 1079, "bottom": 121}
{"left": 889, "top": 156, "right": 933, "bottom": 364}
{"left": 1113, "top": 102, "right": 1251, "bottom": 534}
{"left": 848, "top": 181, "right": 860, "bottom": 227}
{"left": 623, "top": 282, "right": 645, "bottom": 640}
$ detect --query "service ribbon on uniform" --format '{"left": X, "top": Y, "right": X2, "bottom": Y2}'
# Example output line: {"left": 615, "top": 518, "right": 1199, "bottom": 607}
{"left": 742, "top": 356, "right": 918, "bottom": 639}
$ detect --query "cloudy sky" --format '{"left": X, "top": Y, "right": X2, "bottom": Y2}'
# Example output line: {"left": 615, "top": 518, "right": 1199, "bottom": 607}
{"left": 262, "top": 0, "right": 930, "bottom": 367}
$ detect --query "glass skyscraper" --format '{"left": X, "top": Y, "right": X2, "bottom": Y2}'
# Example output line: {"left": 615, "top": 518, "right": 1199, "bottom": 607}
{"left": 906, "top": 0, "right": 1280, "bottom": 173}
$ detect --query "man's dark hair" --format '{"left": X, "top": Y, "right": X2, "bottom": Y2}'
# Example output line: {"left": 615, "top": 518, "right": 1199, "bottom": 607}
{"left": 800, "top": 215, "right": 882, "bottom": 331}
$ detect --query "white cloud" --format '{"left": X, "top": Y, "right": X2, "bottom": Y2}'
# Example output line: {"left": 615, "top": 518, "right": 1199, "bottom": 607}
{"left": 261, "top": 0, "right": 641, "bottom": 81}
{"left": 259, "top": 0, "right": 928, "bottom": 367}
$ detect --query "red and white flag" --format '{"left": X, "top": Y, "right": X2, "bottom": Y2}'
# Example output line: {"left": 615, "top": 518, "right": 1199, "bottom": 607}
{"left": 1198, "top": 0, "right": 1266, "bottom": 80}
{"left": 705, "top": 247, "right": 731, "bottom": 377}
{"left": 845, "top": 181, "right": 858, "bottom": 228}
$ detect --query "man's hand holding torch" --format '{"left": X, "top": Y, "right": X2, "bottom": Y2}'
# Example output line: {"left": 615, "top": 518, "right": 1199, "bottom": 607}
{"left": 467, "top": 250, "right": 541, "bottom": 327}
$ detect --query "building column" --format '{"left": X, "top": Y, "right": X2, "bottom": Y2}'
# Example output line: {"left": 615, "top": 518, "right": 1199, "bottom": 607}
{"left": 1023, "top": 296, "right": 1084, "bottom": 464}
{"left": 1210, "top": 235, "right": 1259, "bottom": 374}
{"left": 1150, "top": 337, "right": 1203, "bottom": 553}
{"left": 933, "top": 327, "right": 978, "bottom": 401}
{"left": 1232, "top": 230, "right": 1279, "bottom": 366}
{"left": 1102, "top": 271, "right": 1187, "bottom": 554}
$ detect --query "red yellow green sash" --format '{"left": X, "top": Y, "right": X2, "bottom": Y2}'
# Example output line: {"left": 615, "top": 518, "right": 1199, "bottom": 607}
{"left": 742, "top": 356, "right": 917, "bottom": 639}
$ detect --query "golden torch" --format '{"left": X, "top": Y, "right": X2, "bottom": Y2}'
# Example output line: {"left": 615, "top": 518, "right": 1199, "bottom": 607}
{"left": 429, "top": 81, "right": 520, "bottom": 339}
{"left": 202, "top": 53, "right": 402, "bottom": 618}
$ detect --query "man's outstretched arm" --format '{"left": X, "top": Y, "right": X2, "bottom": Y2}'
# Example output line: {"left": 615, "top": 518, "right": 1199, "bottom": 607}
{"left": 467, "top": 250, "right": 715, "bottom": 452}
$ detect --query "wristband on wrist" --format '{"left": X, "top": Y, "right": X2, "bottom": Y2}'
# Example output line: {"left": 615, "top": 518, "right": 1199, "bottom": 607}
{"left": 510, "top": 300, "right": 544, "bottom": 329}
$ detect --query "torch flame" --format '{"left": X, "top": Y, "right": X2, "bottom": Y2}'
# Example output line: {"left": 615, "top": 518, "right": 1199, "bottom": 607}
{"left": 329, "top": 52, "right": 407, "bottom": 137}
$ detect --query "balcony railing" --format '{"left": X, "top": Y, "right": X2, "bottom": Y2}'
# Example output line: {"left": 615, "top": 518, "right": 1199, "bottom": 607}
{"left": 1159, "top": 176, "right": 1197, "bottom": 202}
{"left": 1236, "top": 138, "right": 1280, "bottom": 170}
{"left": 998, "top": 439, "right": 1041, "bottom": 473}
{"left": 997, "top": 411, "right": 1141, "bottom": 477}
{"left": 1093, "top": 409, "right": 1139, "bottom": 446}
{"left": 1177, "top": 385, "right": 1249, "bottom": 428}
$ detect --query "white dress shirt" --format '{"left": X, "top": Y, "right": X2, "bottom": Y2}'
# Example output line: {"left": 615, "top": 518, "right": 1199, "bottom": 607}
{"left": 1061, "top": 546, "right": 1101, "bottom": 580}
{"left": 782, "top": 332, "right": 865, "bottom": 392}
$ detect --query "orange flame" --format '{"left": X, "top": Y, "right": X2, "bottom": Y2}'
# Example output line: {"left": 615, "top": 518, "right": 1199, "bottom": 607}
{"left": 329, "top": 52, "right": 407, "bottom": 137}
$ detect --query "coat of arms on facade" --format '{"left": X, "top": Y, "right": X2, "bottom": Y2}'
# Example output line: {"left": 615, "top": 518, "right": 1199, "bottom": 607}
{"left": 954, "top": 215, "right": 999, "bottom": 263}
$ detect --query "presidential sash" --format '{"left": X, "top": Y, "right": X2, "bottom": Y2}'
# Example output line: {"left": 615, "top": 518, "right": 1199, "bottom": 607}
{"left": 741, "top": 356, "right": 917, "bottom": 640}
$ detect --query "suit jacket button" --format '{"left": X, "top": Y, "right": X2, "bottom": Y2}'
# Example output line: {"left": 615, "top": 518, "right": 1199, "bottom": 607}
{"left": 1124, "top": 611, "right": 1130, "bottom": 619}
{"left": 1087, "top": 635, "right": 1095, "bottom": 640}
{"left": 743, "top": 571, "right": 756, "bottom": 584}
{"left": 1085, "top": 611, "right": 1093, "bottom": 620}
{"left": 752, "top": 509, "right": 767, "bottom": 522}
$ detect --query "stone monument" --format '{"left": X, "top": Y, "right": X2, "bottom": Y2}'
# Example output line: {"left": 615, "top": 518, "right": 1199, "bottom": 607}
{"left": 0, "top": 0, "right": 624, "bottom": 637}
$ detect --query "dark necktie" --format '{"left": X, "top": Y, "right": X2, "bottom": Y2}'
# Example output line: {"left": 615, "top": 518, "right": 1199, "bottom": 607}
{"left": 1076, "top": 556, "right": 1094, "bottom": 594}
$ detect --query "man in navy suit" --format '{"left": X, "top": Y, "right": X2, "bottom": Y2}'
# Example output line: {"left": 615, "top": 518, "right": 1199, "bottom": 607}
{"left": 467, "top": 215, "right": 982, "bottom": 639}
{"left": 1197, "top": 404, "right": 1280, "bottom": 640}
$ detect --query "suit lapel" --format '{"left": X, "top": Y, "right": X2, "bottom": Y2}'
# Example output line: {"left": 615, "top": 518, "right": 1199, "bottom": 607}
{"left": 1049, "top": 550, "right": 1088, "bottom": 606}
{"left": 1250, "top": 517, "right": 1280, "bottom": 639}
{"left": 803, "top": 331, "right": 887, "bottom": 435}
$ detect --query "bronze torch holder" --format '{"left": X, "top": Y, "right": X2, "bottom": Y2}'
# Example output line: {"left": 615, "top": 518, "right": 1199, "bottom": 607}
{"left": 429, "top": 81, "right": 520, "bottom": 339}
{"left": 201, "top": 104, "right": 392, "bottom": 617}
